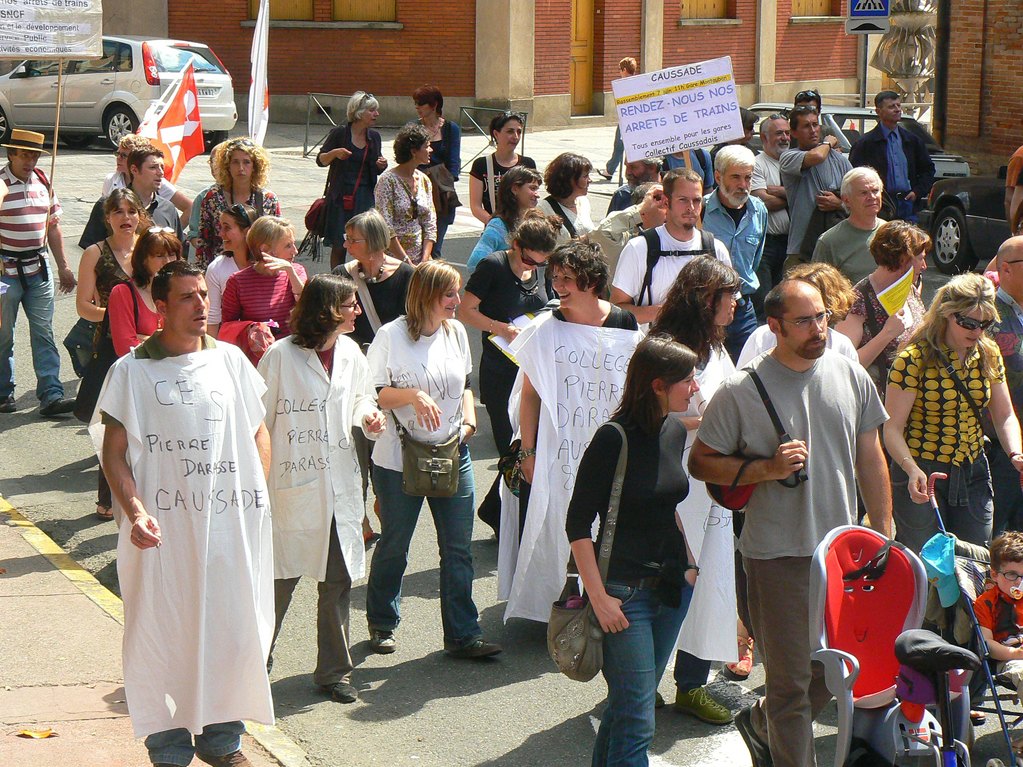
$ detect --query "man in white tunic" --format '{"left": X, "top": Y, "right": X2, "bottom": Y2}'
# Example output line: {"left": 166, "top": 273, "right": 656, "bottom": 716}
{"left": 96, "top": 260, "right": 274, "bottom": 767}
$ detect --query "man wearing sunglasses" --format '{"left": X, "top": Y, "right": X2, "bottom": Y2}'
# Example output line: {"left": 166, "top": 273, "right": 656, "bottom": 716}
{"left": 690, "top": 279, "right": 891, "bottom": 767}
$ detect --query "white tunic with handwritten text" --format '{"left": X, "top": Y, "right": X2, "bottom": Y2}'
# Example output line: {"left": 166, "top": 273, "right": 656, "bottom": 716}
{"left": 93, "top": 342, "right": 274, "bottom": 738}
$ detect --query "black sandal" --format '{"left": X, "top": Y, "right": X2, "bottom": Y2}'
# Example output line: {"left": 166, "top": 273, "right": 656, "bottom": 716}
{"left": 95, "top": 505, "right": 114, "bottom": 521}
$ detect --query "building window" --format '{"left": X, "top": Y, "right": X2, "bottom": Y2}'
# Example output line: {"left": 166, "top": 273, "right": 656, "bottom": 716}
{"left": 250, "top": 0, "right": 313, "bottom": 21}
{"left": 679, "top": 0, "right": 732, "bottom": 19}
{"left": 791, "top": 0, "right": 840, "bottom": 15}
{"left": 333, "top": 0, "right": 396, "bottom": 21}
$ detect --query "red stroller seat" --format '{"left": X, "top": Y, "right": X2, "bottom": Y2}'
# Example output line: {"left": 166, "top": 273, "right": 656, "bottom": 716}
{"left": 811, "top": 526, "right": 928, "bottom": 767}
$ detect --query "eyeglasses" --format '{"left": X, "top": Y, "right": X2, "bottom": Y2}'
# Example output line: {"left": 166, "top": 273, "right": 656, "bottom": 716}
{"left": 953, "top": 312, "right": 994, "bottom": 332}
{"left": 779, "top": 310, "right": 832, "bottom": 330}
{"left": 340, "top": 301, "right": 360, "bottom": 311}
{"left": 342, "top": 232, "right": 366, "bottom": 244}
{"left": 1000, "top": 570, "right": 1023, "bottom": 583}
{"left": 718, "top": 288, "right": 742, "bottom": 302}
{"left": 113, "top": 151, "right": 128, "bottom": 159}
{"left": 147, "top": 226, "right": 175, "bottom": 235}
{"left": 1002, "top": 259, "right": 1023, "bottom": 266}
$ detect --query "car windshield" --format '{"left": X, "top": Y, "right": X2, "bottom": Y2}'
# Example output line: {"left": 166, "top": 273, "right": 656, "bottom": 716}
{"left": 153, "top": 45, "right": 224, "bottom": 75}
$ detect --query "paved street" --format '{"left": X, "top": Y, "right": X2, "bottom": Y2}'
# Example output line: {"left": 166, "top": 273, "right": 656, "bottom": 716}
{"left": 0, "top": 121, "right": 1009, "bottom": 767}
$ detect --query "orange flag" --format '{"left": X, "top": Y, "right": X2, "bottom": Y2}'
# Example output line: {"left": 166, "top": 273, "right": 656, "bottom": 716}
{"left": 138, "top": 63, "right": 205, "bottom": 183}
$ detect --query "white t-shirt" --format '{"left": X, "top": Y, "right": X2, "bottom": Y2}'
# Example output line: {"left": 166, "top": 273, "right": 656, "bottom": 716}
{"left": 205, "top": 254, "right": 242, "bottom": 325}
{"left": 538, "top": 196, "right": 595, "bottom": 243}
{"left": 102, "top": 171, "right": 177, "bottom": 201}
{"left": 736, "top": 324, "right": 859, "bottom": 368}
{"left": 752, "top": 152, "right": 790, "bottom": 236}
{"left": 612, "top": 225, "right": 732, "bottom": 307}
{"left": 367, "top": 316, "right": 472, "bottom": 473}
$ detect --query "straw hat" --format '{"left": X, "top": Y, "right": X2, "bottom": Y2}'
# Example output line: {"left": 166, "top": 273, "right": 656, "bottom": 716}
{"left": 2, "top": 129, "right": 50, "bottom": 154}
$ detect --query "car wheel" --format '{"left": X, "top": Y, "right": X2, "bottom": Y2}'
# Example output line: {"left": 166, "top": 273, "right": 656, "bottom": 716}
{"left": 931, "top": 205, "right": 975, "bottom": 274}
{"left": 61, "top": 134, "right": 93, "bottom": 150}
{"left": 0, "top": 107, "right": 10, "bottom": 144}
{"left": 104, "top": 106, "right": 139, "bottom": 148}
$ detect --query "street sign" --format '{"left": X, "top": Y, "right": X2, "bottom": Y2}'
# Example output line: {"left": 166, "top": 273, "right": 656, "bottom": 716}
{"left": 850, "top": 0, "right": 890, "bottom": 16}
{"left": 846, "top": 17, "right": 891, "bottom": 34}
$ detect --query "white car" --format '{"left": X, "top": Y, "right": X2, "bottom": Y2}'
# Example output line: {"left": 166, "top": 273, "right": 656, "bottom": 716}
{"left": 0, "top": 35, "right": 236, "bottom": 150}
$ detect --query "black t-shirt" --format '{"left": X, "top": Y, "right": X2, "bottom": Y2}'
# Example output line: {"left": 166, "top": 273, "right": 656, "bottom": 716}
{"left": 464, "top": 251, "right": 552, "bottom": 369}
{"left": 469, "top": 154, "right": 537, "bottom": 215}
{"left": 553, "top": 304, "right": 640, "bottom": 330}
{"left": 566, "top": 416, "right": 689, "bottom": 582}
{"left": 333, "top": 261, "right": 415, "bottom": 348}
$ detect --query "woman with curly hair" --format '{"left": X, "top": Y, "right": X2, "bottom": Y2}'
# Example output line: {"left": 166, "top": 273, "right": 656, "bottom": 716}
{"left": 538, "top": 152, "right": 596, "bottom": 243}
{"left": 736, "top": 262, "right": 859, "bottom": 367}
{"left": 318, "top": 91, "right": 388, "bottom": 269}
{"left": 885, "top": 273, "right": 1023, "bottom": 552}
{"left": 467, "top": 165, "right": 543, "bottom": 272}
{"left": 375, "top": 124, "right": 437, "bottom": 265}
{"left": 835, "top": 220, "right": 929, "bottom": 396}
{"left": 196, "top": 137, "right": 282, "bottom": 267}
{"left": 649, "top": 256, "right": 743, "bottom": 720}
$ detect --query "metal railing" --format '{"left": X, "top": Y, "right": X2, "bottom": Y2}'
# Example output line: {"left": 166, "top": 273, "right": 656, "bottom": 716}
{"left": 456, "top": 106, "right": 529, "bottom": 172}
{"left": 303, "top": 92, "right": 353, "bottom": 157}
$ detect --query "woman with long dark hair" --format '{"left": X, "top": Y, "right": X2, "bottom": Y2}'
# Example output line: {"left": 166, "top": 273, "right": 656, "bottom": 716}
{"left": 467, "top": 165, "right": 543, "bottom": 272}
{"left": 568, "top": 333, "right": 700, "bottom": 766}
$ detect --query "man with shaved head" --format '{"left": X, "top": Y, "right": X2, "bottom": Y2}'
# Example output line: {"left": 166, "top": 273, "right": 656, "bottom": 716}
{"left": 991, "top": 236, "right": 1023, "bottom": 534}
{"left": 689, "top": 278, "right": 892, "bottom": 767}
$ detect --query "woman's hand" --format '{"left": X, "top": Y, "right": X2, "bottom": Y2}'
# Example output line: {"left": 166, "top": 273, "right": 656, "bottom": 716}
{"left": 905, "top": 464, "right": 929, "bottom": 504}
{"left": 591, "top": 591, "right": 629, "bottom": 634}
{"left": 332, "top": 147, "right": 352, "bottom": 162}
{"left": 1011, "top": 453, "right": 1023, "bottom": 474}
{"left": 411, "top": 390, "right": 442, "bottom": 431}
{"left": 520, "top": 454, "right": 536, "bottom": 484}
{"left": 363, "top": 410, "right": 386, "bottom": 435}
{"left": 882, "top": 308, "right": 909, "bottom": 340}
{"left": 376, "top": 156, "right": 388, "bottom": 171}
{"left": 495, "top": 323, "right": 521, "bottom": 343}
{"left": 684, "top": 566, "right": 699, "bottom": 587}
{"left": 129, "top": 512, "right": 162, "bottom": 550}
{"left": 247, "top": 322, "right": 274, "bottom": 356}
{"left": 260, "top": 252, "right": 294, "bottom": 273}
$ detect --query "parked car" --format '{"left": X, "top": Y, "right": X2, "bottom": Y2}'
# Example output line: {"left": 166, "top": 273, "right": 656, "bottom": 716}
{"left": 920, "top": 168, "right": 1011, "bottom": 274}
{"left": 747, "top": 103, "right": 971, "bottom": 181}
{"left": 0, "top": 35, "right": 236, "bottom": 150}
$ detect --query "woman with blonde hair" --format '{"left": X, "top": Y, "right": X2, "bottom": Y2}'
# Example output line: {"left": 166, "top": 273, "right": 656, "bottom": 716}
{"left": 365, "top": 260, "right": 501, "bottom": 659}
{"left": 836, "top": 220, "right": 929, "bottom": 395}
{"left": 220, "top": 217, "right": 306, "bottom": 363}
{"left": 885, "top": 273, "right": 1023, "bottom": 552}
{"left": 736, "top": 262, "right": 859, "bottom": 366}
{"left": 196, "top": 137, "right": 281, "bottom": 267}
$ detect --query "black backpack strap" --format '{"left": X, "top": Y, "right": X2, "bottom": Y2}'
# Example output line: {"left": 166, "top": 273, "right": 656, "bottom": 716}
{"left": 254, "top": 189, "right": 265, "bottom": 215}
{"left": 701, "top": 229, "right": 715, "bottom": 255}
{"left": 545, "top": 195, "right": 577, "bottom": 239}
{"left": 746, "top": 369, "right": 791, "bottom": 442}
{"left": 639, "top": 228, "right": 662, "bottom": 306}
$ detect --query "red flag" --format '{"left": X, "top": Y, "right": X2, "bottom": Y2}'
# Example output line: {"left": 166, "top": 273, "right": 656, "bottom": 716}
{"left": 138, "top": 63, "right": 204, "bottom": 183}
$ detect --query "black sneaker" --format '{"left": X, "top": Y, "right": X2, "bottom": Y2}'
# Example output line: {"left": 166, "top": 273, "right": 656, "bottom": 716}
{"left": 735, "top": 706, "right": 773, "bottom": 767}
{"left": 323, "top": 680, "right": 358, "bottom": 704}
{"left": 0, "top": 395, "right": 16, "bottom": 413}
{"left": 39, "top": 398, "right": 74, "bottom": 417}
{"left": 369, "top": 629, "right": 396, "bottom": 654}
{"left": 445, "top": 638, "right": 503, "bottom": 659}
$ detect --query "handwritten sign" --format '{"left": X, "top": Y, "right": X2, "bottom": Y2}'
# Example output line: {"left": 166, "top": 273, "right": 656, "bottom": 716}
{"left": 0, "top": 0, "right": 103, "bottom": 59}
{"left": 612, "top": 56, "right": 744, "bottom": 162}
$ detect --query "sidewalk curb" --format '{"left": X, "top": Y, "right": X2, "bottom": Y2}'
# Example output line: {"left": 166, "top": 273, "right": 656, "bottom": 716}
{"left": 0, "top": 496, "right": 310, "bottom": 767}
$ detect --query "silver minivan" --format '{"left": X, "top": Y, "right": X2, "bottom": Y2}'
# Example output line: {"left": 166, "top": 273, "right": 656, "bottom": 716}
{"left": 0, "top": 35, "right": 237, "bottom": 149}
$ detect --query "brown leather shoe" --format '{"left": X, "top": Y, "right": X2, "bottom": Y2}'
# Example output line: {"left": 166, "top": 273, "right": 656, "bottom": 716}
{"left": 196, "top": 751, "right": 252, "bottom": 767}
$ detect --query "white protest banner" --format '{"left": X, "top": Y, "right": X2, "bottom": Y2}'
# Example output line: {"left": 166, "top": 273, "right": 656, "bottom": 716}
{"left": 0, "top": 0, "right": 103, "bottom": 59}
{"left": 612, "top": 55, "right": 744, "bottom": 163}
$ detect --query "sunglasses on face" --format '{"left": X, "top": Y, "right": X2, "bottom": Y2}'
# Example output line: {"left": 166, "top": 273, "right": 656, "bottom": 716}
{"left": 795, "top": 90, "right": 821, "bottom": 102}
{"left": 148, "top": 226, "right": 175, "bottom": 235}
{"left": 519, "top": 252, "right": 546, "bottom": 268}
{"left": 953, "top": 312, "right": 994, "bottom": 331}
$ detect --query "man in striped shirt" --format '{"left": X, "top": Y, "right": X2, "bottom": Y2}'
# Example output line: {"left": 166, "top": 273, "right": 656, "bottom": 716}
{"left": 0, "top": 130, "right": 77, "bottom": 415}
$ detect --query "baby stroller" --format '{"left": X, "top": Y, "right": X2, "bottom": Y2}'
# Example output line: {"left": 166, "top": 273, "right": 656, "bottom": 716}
{"left": 923, "top": 528, "right": 1021, "bottom": 765}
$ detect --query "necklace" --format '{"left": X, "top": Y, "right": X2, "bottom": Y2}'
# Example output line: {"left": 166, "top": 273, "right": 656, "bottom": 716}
{"left": 358, "top": 261, "right": 386, "bottom": 283}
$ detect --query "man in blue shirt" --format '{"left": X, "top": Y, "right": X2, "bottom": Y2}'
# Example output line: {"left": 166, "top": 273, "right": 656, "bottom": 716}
{"left": 849, "top": 91, "right": 935, "bottom": 223}
{"left": 703, "top": 145, "right": 768, "bottom": 360}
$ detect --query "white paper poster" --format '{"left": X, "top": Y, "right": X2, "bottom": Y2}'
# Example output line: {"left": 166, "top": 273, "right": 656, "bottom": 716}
{"left": 0, "top": 0, "right": 103, "bottom": 59}
{"left": 612, "top": 56, "right": 744, "bottom": 163}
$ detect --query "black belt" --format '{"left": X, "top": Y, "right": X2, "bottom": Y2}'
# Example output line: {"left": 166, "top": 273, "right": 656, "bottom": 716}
{"left": 617, "top": 575, "right": 662, "bottom": 589}
{"left": 1, "top": 248, "right": 47, "bottom": 290}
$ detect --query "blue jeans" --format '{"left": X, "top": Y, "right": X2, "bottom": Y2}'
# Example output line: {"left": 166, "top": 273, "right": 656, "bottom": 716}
{"left": 0, "top": 271, "right": 63, "bottom": 404}
{"left": 144, "top": 720, "right": 244, "bottom": 766}
{"left": 367, "top": 447, "right": 482, "bottom": 648}
{"left": 606, "top": 127, "right": 625, "bottom": 176}
{"left": 724, "top": 299, "right": 758, "bottom": 364}
{"left": 592, "top": 582, "right": 689, "bottom": 767}
{"left": 990, "top": 445, "right": 1023, "bottom": 536}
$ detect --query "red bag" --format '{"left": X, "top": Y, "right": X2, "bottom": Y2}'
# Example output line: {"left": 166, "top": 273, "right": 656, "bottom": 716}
{"left": 305, "top": 197, "right": 327, "bottom": 235}
{"left": 707, "top": 458, "right": 757, "bottom": 511}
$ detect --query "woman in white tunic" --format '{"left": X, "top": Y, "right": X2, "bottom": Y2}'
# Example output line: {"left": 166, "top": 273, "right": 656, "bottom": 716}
{"left": 365, "top": 260, "right": 502, "bottom": 658}
{"left": 259, "top": 274, "right": 384, "bottom": 704}
{"left": 649, "top": 256, "right": 742, "bottom": 723}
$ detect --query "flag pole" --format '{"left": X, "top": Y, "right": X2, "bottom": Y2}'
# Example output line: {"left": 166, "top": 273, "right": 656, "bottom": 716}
{"left": 44, "top": 58, "right": 65, "bottom": 255}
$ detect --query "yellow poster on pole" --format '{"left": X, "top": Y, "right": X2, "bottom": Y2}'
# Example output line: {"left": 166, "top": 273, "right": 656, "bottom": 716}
{"left": 876, "top": 266, "right": 914, "bottom": 316}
